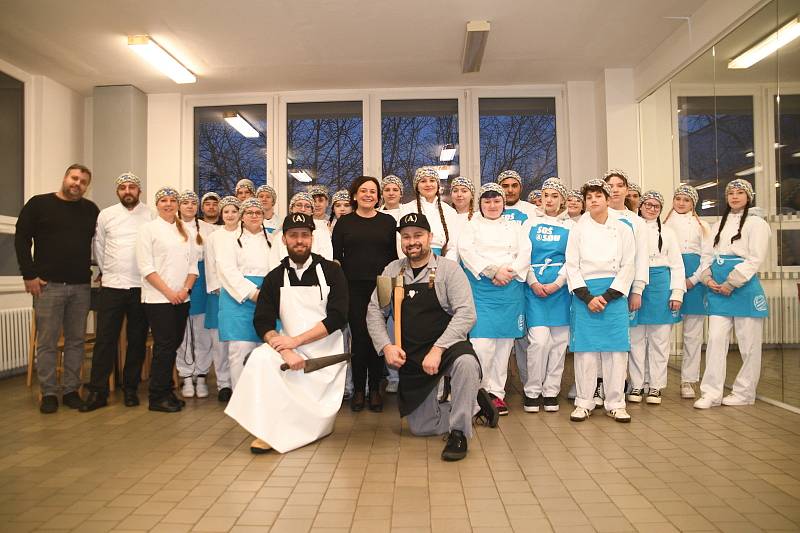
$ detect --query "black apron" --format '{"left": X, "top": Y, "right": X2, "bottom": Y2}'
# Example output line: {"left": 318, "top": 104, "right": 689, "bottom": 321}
{"left": 397, "top": 280, "right": 477, "bottom": 416}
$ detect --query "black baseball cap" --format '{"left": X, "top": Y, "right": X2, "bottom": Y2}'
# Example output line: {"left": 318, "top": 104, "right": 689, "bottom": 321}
{"left": 397, "top": 213, "right": 431, "bottom": 232}
{"left": 282, "top": 213, "right": 315, "bottom": 232}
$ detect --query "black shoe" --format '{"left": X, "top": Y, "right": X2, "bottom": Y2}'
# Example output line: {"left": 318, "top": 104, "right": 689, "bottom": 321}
{"left": 368, "top": 390, "right": 383, "bottom": 412}
{"left": 543, "top": 396, "right": 560, "bottom": 412}
{"left": 523, "top": 394, "right": 541, "bottom": 413}
{"left": 350, "top": 391, "right": 365, "bottom": 412}
{"left": 217, "top": 387, "right": 232, "bottom": 402}
{"left": 79, "top": 391, "right": 108, "bottom": 412}
{"left": 123, "top": 389, "right": 140, "bottom": 407}
{"left": 441, "top": 430, "right": 468, "bottom": 461}
{"left": 168, "top": 391, "right": 186, "bottom": 408}
{"left": 62, "top": 391, "right": 83, "bottom": 409}
{"left": 40, "top": 395, "right": 58, "bottom": 414}
{"left": 149, "top": 397, "right": 182, "bottom": 413}
{"left": 475, "top": 388, "right": 499, "bottom": 428}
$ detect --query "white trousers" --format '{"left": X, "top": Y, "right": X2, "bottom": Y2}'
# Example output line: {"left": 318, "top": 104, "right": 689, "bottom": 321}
{"left": 471, "top": 338, "right": 514, "bottom": 399}
{"left": 228, "top": 341, "right": 260, "bottom": 389}
{"left": 176, "top": 314, "right": 215, "bottom": 378}
{"left": 629, "top": 323, "right": 672, "bottom": 390}
{"left": 700, "top": 316, "right": 763, "bottom": 403}
{"left": 680, "top": 315, "right": 705, "bottom": 383}
{"left": 574, "top": 351, "right": 627, "bottom": 411}
{"left": 211, "top": 333, "right": 231, "bottom": 390}
{"left": 524, "top": 325, "right": 568, "bottom": 398}
{"left": 514, "top": 336, "right": 528, "bottom": 385}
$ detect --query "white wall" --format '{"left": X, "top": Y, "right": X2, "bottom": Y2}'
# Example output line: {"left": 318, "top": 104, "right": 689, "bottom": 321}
{"left": 602, "top": 68, "right": 641, "bottom": 183}
{"left": 638, "top": 83, "right": 675, "bottom": 196}
{"left": 566, "top": 81, "right": 601, "bottom": 184}
{"left": 146, "top": 94, "right": 182, "bottom": 198}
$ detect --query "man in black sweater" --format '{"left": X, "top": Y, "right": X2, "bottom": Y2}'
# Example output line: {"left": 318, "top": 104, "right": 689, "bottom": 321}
{"left": 15, "top": 163, "right": 99, "bottom": 413}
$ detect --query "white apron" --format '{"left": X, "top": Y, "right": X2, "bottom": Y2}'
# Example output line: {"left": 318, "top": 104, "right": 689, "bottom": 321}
{"left": 225, "top": 263, "right": 346, "bottom": 453}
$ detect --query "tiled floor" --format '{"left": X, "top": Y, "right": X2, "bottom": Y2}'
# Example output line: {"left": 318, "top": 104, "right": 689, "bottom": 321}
{"left": 2, "top": 360, "right": 800, "bottom": 533}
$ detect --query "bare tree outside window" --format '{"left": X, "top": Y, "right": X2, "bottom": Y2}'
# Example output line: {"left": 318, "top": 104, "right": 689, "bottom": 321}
{"left": 381, "top": 99, "right": 459, "bottom": 203}
{"left": 195, "top": 105, "right": 267, "bottom": 198}
{"left": 677, "top": 96, "right": 754, "bottom": 215}
{"left": 287, "top": 102, "right": 363, "bottom": 204}
{"left": 479, "top": 98, "right": 557, "bottom": 197}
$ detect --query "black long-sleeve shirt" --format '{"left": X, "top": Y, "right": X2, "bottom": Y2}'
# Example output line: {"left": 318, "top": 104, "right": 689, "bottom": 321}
{"left": 253, "top": 253, "right": 349, "bottom": 340}
{"left": 15, "top": 193, "right": 99, "bottom": 283}
{"left": 331, "top": 211, "right": 397, "bottom": 281}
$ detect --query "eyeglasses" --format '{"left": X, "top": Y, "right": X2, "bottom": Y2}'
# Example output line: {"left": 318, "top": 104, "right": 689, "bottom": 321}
{"left": 641, "top": 202, "right": 661, "bottom": 210}
{"left": 243, "top": 210, "right": 263, "bottom": 217}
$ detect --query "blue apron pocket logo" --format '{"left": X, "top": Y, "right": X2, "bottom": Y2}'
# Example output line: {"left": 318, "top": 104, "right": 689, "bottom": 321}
{"left": 517, "top": 314, "right": 525, "bottom": 332}
{"left": 753, "top": 295, "right": 767, "bottom": 312}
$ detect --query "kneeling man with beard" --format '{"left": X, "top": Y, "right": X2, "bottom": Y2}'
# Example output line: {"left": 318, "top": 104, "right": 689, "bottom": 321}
{"left": 366, "top": 213, "right": 499, "bottom": 461}
{"left": 225, "top": 213, "right": 349, "bottom": 454}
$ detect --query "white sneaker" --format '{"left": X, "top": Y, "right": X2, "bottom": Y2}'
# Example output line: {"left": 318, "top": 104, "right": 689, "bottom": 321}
{"left": 181, "top": 377, "right": 195, "bottom": 398}
{"left": 722, "top": 394, "right": 753, "bottom": 406}
{"left": 680, "top": 382, "right": 696, "bottom": 399}
{"left": 646, "top": 388, "right": 662, "bottom": 405}
{"left": 195, "top": 376, "right": 209, "bottom": 398}
{"left": 570, "top": 406, "right": 591, "bottom": 422}
{"left": 693, "top": 396, "right": 721, "bottom": 409}
{"left": 627, "top": 388, "right": 643, "bottom": 403}
{"left": 385, "top": 381, "right": 398, "bottom": 394}
{"left": 606, "top": 408, "right": 631, "bottom": 423}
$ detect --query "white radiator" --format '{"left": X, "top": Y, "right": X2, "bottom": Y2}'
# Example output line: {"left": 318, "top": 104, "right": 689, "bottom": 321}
{"left": 0, "top": 307, "right": 32, "bottom": 377}
{"left": 671, "top": 295, "right": 800, "bottom": 352}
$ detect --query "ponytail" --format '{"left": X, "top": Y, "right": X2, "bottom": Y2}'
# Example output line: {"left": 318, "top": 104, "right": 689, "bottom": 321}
{"left": 656, "top": 217, "right": 663, "bottom": 253}
{"left": 436, "top": 190, "right": 450, "bottom": 255}
{"left": 731, "top": 204, "right": 749, "bottom": 244}
{"left": 468, "top": 199, "right": 474, "bottom": 221}
{"left": 713, "top": 206, "right": 731, "bottom": 248}
{"left": 262, "top": 224, "right": 272, "bottom": 248}
{"left": 194, "top": 218, "right": 203, "bottom": 245}
{"left": 175, "top": 218, "right": 188, "bottom": 242}
{"left": 236, "top": 221, "right": 245, "bottom": 248}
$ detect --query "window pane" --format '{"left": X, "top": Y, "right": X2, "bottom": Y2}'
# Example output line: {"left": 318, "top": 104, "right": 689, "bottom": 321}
{"left": 0, "top": 71, "right": 24, "bottom": 217}
{"left": 194, "top": 104, "right": 267, "bottom": 198}
{"left": 381, "top": 99, "right": 459, "bottom": 203}
{"left": 777, "top": 229, "right": 800, "bottom": 267}
{"left": 478, "top": 97, "right": 557, "bottom": 196}
{"left": 677, "top": 95, "right": 754, "bottom": 214}
{"left": 0, "top": 233, "right": 19, "bottom": 276}
{"left": 776, "top": 94, "right": 800, "bottom": 215}
{"left": 287, "top": 101, "right": 363, "bottom": 203}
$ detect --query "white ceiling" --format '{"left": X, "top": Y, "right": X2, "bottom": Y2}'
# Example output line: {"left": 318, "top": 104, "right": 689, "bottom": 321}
{"left": 0, "top": 0, "right": 708, "bottom": 95}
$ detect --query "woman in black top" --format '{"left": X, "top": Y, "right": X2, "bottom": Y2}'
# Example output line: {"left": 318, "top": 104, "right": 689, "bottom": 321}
{"left": 332, "top": 176, "right": 398, "bottom": 412}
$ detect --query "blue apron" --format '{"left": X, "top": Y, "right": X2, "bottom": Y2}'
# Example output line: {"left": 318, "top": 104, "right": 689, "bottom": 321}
{"left": 570, "top": 277, "right": 630, "bottom": 352}
{"left": 526, "top": 223, "right": 570, "bottom": 327}
{"left": 681, "top": 253, "right": 707, "bottom": 316}
{"left": 631, "top": 266, "right": 681, "bottom": 325}
{"left": 218, "top": 275, "right": 264, "bottom": 342}
{"left": 502, "top": 207, "right": 529, "bottom": 225}
{"left": 432, "top": 247, "right": 442, "bottom": 257}
{"left": 468, "top": 275, "right": 526, "bottom": 339}
{"left": 189, "top": 260, "right": 208, "bottom": 316}
{"left": 707, "top": 255, "right": 768, "bottom": 318}
{"left": 204, "top": 292, "right": 219, "bottom": 329}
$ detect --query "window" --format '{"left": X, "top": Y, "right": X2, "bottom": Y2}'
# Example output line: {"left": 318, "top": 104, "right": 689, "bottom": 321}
{"left": 776, "top": 94, "right": 800, "bottom": 215}
{"left": 286, "top": 101, "right": 363, "bottom": 202}
{"left": 194, "top": 104, "right": 267, "bottom": 198}
{"left": 777, "top": 229, "right": 800, "bottom": 267}
{"left": 0, "top": 70, "right": 24, "bottom": 218}
{"left": 478, "top": 97, "right": 557, "bottom": 195}
{"left": 677, "top": 95, "right": 754, "bottom": 214}
{"left": 381, "top": 99, "right": 459, "bottom": 202}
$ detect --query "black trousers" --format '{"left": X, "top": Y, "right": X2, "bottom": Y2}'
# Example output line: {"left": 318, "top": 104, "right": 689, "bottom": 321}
{"left": 88, "top": 287, "right": 149, "bottom": 394}
{"left": 144, "top": 302, "right": 189, "bottom": 402}
{"left": 349, "top": 280, "right": 383, "bottom": 392}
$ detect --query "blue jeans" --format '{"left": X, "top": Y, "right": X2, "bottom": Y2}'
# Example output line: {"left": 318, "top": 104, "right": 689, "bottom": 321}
{"left": 33, "top": 283, "right": 91, "bottom": 396}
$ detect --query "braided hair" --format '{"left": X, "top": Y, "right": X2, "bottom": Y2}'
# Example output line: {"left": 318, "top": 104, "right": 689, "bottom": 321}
{"left": 639, "top": 205, "right": 664, "bottom": 253}
{"left": 237, "top": 221, "right": 272, "bottom": 249}
{"left": 174, "top": 218, "right": 188, "bottom": 242}
{"left": 415, "top": 186, "right": 450, "bottom": 255}
{"left": 713, "top": 203, "right": 749, "bottom": 248}
{"left": 194, "top": 218, "right": 203, "bottom": 245}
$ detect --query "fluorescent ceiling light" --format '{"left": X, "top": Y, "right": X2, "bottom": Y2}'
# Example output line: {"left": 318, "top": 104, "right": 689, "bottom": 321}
{"left": 462, "top": 20, "right": 490, "bottom": 73}
{"left": 223, "top": 112, "right": 259, "bottom": 138}
{"left": 728, "top": 17, "right": 800, "bottom": 69}
{"left": 695, "top": 181, "right": 717, "bottom": 190}
{"left": 701, "top": 200, "right": 716, "bottom": 209}
{"left": 287, "top": 157, "right": 293, "bottom": 165}
{"left": 128, "top": 35, "right": 196, "bottom": 84}
{"left": 290, "top": 170, "right": 312, "bottom": 183}
{"left": 792, "top": 151, "right": 800, "bottom": 158}
{"left": 735, "top": 165, "right": 762, "bottom": 176}
{"left": 745, "top": 151, "right": 754, "bottom": 158}
{"left": 439, "top": 144, "right": 457, "bottom": 162}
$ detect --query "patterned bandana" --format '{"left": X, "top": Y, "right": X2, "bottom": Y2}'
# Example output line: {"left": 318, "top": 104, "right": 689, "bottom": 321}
{"left": 496, "top": 170, "right": 522, "bottom": 185}
{"left": 235, "top": 179, "right": 256, "bottom": 195}
{"left": 567, "top": 189, "right": 583, "bottom": 201}
{"left": 541, "top": 178, "right": 567, "bottom": 200}
{"left": 218, "top": 195, "right": 241, "bottom": 211}
{"left": 450, "top": 176, "right": 475, "bottom": 196}
{"left": 154, "top": 187, "right": 179, "bottom": 201}
{"left": 240, "top": 198, "right": 265, "bottom": 213}
{"left": 115, "top": 172, "right": 141, "bottom": 188}
{"left": 308, "top": 185, "right": 329, "bottom": 199}
{"left": 289, "top": 192, "right": 314, "bottom": 211}
{"left": 628, "top": 182, "right": 642, "bottom": 195}
{"left": 725, "top": 179, "right": 754, "bottom": 201}
{"left": 382, "top": 175, "right": 404, "bottom": 194}
{"left": 331, "top": 189, "right": 350, "bottom": 204}
{"left": 604, "top": 169, "right": 629, "bottom": 183}
{"left": 178, "top": 190, "right": 198, "bottom": 204}
{"left": 673, "top": 184, "right": 699, "bottom": 206}
{"left": 582, "top": 178, "right": 612, "bottom": 197}
{"left": 413, "top": 166, "right": 440, "bottom": 188}
{"left": 256, "top": 185, "right": 277, "bottom": 202}
{"left": 480, "top": 182, "right": 506, "bottom": 201}
{"left": 201, "top": 192, "right": 220, "bottom": 204}
{"left": 640, "top": 190, "right": 664, "bottom": 207}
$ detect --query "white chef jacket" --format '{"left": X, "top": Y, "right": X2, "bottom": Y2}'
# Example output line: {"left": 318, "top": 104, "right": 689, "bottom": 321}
{"left": 205, "top": 227, "right": 236, "bottom": 293}
{"left": 94, "top": 202, "right": 153, "bottom": 289}
{"left": 264, "top": 213, "right": 280, "bottom": 234}
{"left": 699, "top": 212, "right": 770, "bottom": 288}
{"left": 399, "top": 197, "right": 459, "bottom": 260}
{"left": 458, "top": 215, "right": 531, "bottom": 282}
{"left": 136, "top": 217, "right": 199, "bottom": 304}
{"left": 607, "top": 208, "right": 650, "bottom": 294}
{"left": 565, "top": 213, "right": 636, "bottom": 296}
{"left": 641, "top": 219, "right": 686, "bottom": 302}
{"left": 664, "top": 211, "right": 711, "bottom": 284}
{"left": 379, "top": 205, "right": 401, "bottom": 223}
{"left": 217, "top": 227, "right": 273, "bottom": 303}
